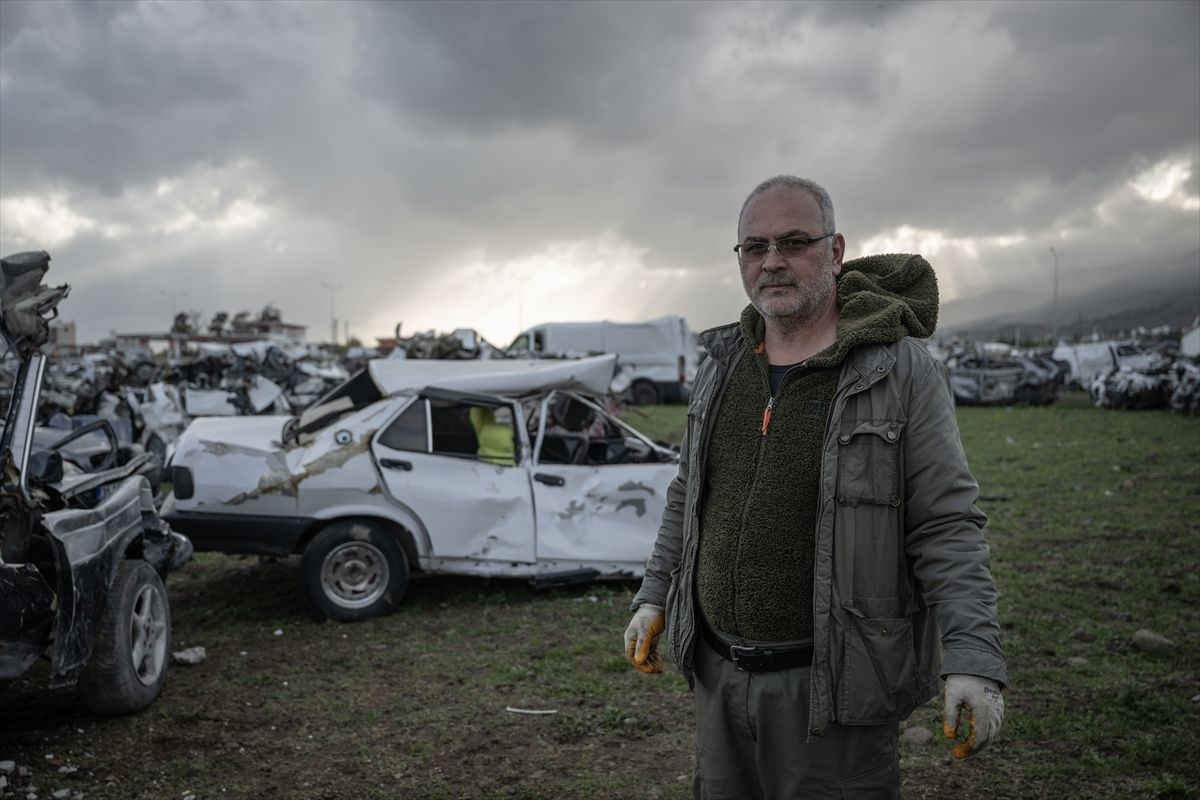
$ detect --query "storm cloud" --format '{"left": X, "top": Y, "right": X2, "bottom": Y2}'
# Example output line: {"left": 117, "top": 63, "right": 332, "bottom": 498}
{"left": 1, "top": 0, "right": 1196, "bottom": 345}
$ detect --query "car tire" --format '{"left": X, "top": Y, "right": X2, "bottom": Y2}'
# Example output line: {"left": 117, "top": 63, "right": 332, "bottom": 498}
{"left": 631, "top": 379, "right": 661, "bottom": 406}
{"left": 80, "top": 559, "right": 171, "bottom": 714}
{"left": 301, "top": 521, "right": 408, "bottom": 622}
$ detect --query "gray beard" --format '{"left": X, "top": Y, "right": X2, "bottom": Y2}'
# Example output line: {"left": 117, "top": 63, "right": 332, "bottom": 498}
{"left": 750, "top": 271, "right": 837, "bottom": 333}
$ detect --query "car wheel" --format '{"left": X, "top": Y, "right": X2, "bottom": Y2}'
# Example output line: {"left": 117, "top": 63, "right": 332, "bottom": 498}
{"left": 631, "top": 379, "right": 661, "bottom": 406}
{"left": 80, "top": 560, "right": 171, "bottom": 714}
{"left": 301, "top": 521, "right": 409, "bottom": 622}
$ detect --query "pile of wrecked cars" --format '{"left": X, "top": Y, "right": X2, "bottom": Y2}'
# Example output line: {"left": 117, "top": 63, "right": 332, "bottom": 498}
{"left": 1090, "top": 353, "right": 1200, "bottom": 413}
{"left": 1, "top": 251, "right": 192, "bottom": 713}
{"left": 0, "top": 332, "right": 352, "bottom": 472}
{"left": 943, "top": 344, "right": 1067, "bottom": 406}
{"left": 164, "top": 355, "right": 678, "bottom": 621}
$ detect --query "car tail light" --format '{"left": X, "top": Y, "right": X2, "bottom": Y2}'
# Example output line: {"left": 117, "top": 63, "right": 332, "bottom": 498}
{"left": 171, "top": 466, "right": 195, "bottom": 500}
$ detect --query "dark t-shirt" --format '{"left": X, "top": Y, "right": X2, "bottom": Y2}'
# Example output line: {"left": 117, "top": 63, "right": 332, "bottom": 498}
{"left": 768, "top": 362, "right": 804, "bottom": 395}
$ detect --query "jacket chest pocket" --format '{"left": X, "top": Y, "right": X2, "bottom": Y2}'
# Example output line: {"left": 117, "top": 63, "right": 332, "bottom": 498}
{"left": 836, "top": 418, "right": 905, "bottom": 506}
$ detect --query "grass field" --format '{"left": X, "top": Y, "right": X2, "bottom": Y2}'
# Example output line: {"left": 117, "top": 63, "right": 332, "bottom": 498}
{"left": 1, "top": 392, "right": 1197, "bottom": 799}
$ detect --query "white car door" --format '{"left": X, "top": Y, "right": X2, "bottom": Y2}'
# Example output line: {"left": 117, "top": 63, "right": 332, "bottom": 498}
{"left": 528, "top": 391, "right": 673, "bottom": 572}
{"left": 371, "top": 391, "right": 535, "bottom": 567}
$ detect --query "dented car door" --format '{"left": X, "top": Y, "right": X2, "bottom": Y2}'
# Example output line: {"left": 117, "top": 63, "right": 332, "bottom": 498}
{"left": 529, "top": 391, "right": 672, "bottom": 573}
{"left": 371, "top": 392, "right": 536, "bottom": 567}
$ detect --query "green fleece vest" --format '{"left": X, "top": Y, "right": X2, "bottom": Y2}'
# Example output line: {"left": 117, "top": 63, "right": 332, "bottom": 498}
{"left": 695, "top": 253, "right": 940, "bottom": 641}
{"left": 694, "top": 310, "right": 841, "bottom": 641}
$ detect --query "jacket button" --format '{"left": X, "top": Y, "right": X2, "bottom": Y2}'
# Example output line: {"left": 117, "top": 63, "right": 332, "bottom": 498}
{"left": 876, "top": 365, "right": 886, "bottom": 373}
{"left": 838, "top": 434, "right": 850, "bottom": 444}
{"left": 855, "top": 383, "right": 866, "bottom": 390}
{"left": 886, "top": 431, "right": 896, "bottom": 441}
{"left": 890, "top": 496, "right": 901, "bottom": 507}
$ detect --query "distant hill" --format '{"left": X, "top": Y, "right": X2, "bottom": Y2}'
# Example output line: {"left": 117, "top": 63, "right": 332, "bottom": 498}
{"left": 939, "top": 249, "right": 1199, "bottom": 342}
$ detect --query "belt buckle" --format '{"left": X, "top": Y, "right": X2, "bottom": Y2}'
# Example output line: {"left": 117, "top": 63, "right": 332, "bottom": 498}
{"left": 728, "top": 644, "right": 770, "bottom": 672}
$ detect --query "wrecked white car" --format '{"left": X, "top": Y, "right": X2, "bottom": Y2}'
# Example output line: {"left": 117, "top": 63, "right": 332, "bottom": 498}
{"left": 1, "top": 251, "right": 192, "bottom": 713}
{"left": 163, "top": 355, "right": 678, "bottom": 621}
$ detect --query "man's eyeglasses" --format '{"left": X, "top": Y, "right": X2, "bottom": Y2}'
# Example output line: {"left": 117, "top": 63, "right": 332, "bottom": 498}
{"left": 734, "top": 233, "right": 836, "bottom": 265}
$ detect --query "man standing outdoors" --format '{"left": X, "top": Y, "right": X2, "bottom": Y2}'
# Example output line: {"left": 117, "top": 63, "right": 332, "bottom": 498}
{"left": 624, "top": 176, "right": 1007, "bottom": 799}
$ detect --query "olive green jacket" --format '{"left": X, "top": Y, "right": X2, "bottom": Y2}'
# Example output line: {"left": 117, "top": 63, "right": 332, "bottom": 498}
{"left": 632, "top": 276, "right": 1007, "bottom": 739}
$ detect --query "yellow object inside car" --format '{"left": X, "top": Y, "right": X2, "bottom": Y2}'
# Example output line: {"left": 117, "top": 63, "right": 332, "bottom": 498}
{"left": 468, "top": 407, "right": 516, "bottom": 467}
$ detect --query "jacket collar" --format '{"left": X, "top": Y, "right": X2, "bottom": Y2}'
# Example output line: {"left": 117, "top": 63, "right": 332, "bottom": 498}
{"left": 700, "top": 321, "right": 900, "bottom": 377}
{"left": 697, "top": 321, "right": 745, "bottom": 363}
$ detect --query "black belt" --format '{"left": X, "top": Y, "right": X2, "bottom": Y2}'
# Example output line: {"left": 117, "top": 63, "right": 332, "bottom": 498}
{"left": 702, "top": 624, "right": 813, "bottom": 673}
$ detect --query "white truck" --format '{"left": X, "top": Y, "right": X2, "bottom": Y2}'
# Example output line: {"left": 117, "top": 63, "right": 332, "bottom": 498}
{"left": 1052, "top": 341, "right": 1154, "bottom": 389}
{"left": 507, "top": 315, "right": 698, "bottom": 404}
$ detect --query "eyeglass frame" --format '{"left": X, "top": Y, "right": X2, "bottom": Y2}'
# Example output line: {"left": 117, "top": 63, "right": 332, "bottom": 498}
{"left": 733, "top": 232, "right": 837, "bottom": 264}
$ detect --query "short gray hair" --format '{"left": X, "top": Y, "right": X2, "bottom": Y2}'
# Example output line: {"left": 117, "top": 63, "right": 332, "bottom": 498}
{"left": 739, "top": 175, "right": 836, "bottom": 235}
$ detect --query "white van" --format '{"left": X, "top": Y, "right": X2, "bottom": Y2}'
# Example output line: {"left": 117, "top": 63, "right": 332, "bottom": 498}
{"left": 508, "top": 315, "right": 698, "bottom": 404}
{"left": 1052, "top": 341, "right": 1153, "bottom": 389}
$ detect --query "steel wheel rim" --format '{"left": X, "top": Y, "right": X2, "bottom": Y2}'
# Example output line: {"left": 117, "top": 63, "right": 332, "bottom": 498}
{"left": 321, "top": 542, "right": 389, "bottom": 609}
{"left": 129, "top": 583, "right": 167, "bottom": 686}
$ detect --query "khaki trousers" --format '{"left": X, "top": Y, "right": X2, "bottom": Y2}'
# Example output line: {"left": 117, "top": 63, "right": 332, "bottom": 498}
{"left": 693, "top": 638, "right": 899, "bottom": 800}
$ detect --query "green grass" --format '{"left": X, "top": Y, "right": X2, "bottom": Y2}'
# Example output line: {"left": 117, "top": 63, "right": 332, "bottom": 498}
{"left": 1, "top": 392, "right": 1196, "bottom": 799}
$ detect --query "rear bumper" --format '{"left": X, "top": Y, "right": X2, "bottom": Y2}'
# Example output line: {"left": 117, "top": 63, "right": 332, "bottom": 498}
{"left": 162, "top": 508, "right": 314, "bottom": 556}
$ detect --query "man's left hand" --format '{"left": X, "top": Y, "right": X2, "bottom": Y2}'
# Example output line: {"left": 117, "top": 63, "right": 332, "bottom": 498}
{"left": 942, "top": 674, "right": 1004, "bottom": 759}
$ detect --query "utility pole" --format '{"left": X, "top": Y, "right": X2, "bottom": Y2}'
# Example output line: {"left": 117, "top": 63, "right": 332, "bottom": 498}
{"left": 160, "top": 289, "right": 187, "bottom": 318}
{"left": 1048, "top": 247, "right": 1064, "bottom": 345}
{"left": 517, "top": 278, "right": 524, "bottom": 333}
{"left": 321, "top": 282, "right": 342, "bottom": 346}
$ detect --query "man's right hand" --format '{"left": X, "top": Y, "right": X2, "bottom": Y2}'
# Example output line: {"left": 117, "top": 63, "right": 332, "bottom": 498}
{"left": 623, "top": 604, "right": 665, "bottom": 673}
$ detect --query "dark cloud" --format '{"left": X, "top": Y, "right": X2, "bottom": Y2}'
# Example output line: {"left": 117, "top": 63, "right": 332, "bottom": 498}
{"left": 0, "top": 0, "right": 1196, "bottom": 342}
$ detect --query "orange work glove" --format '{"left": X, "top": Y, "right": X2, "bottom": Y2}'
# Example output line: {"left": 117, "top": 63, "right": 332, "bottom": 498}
{"left": 943, "top": 674, "right": 1005, "bottom": 759}
{"left": 623, "top": 604, "right": 665, "bottom": 674}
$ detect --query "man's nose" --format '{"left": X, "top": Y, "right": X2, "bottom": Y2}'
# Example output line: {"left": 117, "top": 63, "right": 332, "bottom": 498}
{"left": 762, "top": 246, "right": 788, "bottom": 270}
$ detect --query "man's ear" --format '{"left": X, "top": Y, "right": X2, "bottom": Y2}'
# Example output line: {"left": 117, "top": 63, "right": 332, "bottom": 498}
{"left": 830, "top": 233, "right": 846, "bottom": 277}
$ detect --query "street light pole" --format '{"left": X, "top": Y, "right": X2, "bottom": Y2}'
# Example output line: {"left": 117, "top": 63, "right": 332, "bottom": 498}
{"left": 160, "top": 289, "right": 187, "bottom": 318}
{"left": 321, "top": 282, "right": 342, "bottom": 346}
{"left": 1048, "top": 247, "right": 1063, "bottom": 344}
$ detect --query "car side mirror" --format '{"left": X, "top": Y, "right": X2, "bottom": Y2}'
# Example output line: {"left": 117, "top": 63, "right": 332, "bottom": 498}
{"left": 28, "top": 449, "right": 63, "bottom": 484}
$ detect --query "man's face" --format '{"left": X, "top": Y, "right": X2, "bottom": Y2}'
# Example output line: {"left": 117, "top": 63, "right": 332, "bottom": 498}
{"left": 737, "top": 187, "right": 845, "bottom": 324}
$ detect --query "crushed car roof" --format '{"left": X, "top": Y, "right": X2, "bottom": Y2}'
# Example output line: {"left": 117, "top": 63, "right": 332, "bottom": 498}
{"left": 366, "top": 354, "right": 618, "bottom": 397}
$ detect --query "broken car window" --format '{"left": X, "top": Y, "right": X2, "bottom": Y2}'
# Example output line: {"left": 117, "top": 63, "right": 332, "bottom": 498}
{"left": 428, "top": 399, "right": 517, "bottom": 466}
{"left": 536, "top": 392, "right": 663, "bottom": 467}
{"left": 294, "top": 369, "right": 383, "bottom": 436}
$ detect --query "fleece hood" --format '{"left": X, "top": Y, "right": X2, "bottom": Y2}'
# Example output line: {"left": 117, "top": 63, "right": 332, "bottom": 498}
{"left": 736, "top": 252, "right": 939, "bottom": 366}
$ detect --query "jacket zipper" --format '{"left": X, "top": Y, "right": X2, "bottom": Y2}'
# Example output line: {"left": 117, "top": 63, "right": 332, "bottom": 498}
{"left": 761, "top": 395, "right": 775, "bottom": 436}
{"left": 731, "top": 350, "right": 781, "bottom": 631}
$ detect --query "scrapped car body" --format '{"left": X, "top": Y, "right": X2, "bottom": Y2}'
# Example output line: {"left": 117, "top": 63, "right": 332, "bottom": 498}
{"left": 164, "top": 355, "right": 679, "bottom": 620}
{"left": 945, "top": 347, "right": 1065, "bottom": 405}
{"left": 1, "top": 251, "right": 192, "bottom": 713}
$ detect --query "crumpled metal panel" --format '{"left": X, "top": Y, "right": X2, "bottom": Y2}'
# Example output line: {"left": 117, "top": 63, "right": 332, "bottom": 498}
{"left": 371, "top": 447, "right": 536, "bottom": 565}
{"left": 0, "top": 562, "right": 56, "bottom": 679}
{"left": 39, "top": 475, "right": 169, "bottom": 686}
{"left": 530, "top": 464, "right": 669, "bottom": 572}
{"left": 368, "top": 355, "right": 618, "bottom": 397}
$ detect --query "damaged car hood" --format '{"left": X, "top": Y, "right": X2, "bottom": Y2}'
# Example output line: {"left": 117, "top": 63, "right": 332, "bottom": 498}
{"left": 180, "top": 415, "right": 290, "bottom": 453}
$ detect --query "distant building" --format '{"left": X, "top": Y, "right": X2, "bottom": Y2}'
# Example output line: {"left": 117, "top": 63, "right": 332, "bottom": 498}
{"left": 113, "top": 305, "right": 308, "bottom": 356}
{"left": 49, "top": 320, "right": 76, "bottom": 346}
